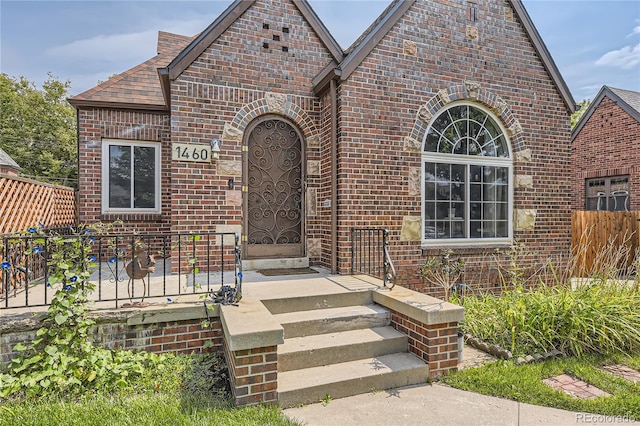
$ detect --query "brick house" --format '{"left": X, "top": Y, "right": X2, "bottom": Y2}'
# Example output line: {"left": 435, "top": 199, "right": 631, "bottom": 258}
{"left": 68, "top": 0, "right": 575, "bottom": 295}
{"left": 0, "top": 147, "right": 21, "bottom": 177}
{"left": 571, "top": 86, "right": 640, "bottom": 212}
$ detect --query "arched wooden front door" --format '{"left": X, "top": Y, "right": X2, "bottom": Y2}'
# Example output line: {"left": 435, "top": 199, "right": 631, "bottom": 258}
{"left": 244, "top": 115, "right": 305, "bottom": 259}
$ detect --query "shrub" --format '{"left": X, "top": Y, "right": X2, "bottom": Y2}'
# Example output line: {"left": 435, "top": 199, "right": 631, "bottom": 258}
{"left": 0, "top": 225, "right": 167, "bottom": 399}
{"left": 460, "top": 278, "right": 640, "bottom": 357}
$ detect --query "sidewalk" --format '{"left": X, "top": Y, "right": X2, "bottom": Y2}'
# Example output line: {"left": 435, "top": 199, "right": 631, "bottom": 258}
{"left": 283, "top": 344, "right": 640, "bottom": 426}
{"left": 282, "top": 379, "right": 639, "bottom": 426}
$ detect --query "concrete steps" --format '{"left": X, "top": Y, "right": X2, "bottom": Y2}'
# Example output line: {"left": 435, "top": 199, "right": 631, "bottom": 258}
{"left": 278, "top": 353, "right": 429, "bottom": 408}
{"left": 269, "top": 291, "right": 429, "bottom": 407}
{"left": 274, "top": 304, "right": 390, "bottom": 338}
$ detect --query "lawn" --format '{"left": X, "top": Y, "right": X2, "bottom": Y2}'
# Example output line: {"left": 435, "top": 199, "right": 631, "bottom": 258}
{"left": 0, "top": 353, "right": 299, "bottom": 426}
{"left": 443, "top": 354, "right": 640, "bottom": 420}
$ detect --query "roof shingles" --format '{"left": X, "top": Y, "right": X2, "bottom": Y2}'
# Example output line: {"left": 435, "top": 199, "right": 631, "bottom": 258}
{"left": 68, "top": 32, "right": 193, "bottom": 109}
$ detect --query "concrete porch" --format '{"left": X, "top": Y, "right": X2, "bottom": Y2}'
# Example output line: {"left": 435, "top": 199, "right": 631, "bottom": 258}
{"left": 1, "top": 268, "right": 464, "bottom": 407}
{"left": 217, "top": 268, "right": 464, "bottom": 407}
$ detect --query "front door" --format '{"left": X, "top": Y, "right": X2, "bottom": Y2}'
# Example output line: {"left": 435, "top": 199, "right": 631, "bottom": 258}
{"left": 244, "top": 115, "right": 304, "bottom": 259}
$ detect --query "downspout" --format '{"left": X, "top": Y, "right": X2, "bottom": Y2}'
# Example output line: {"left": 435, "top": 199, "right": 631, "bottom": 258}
{"left": 75, "top": 108, "right": 80, "bottom": 225}
{"left": 330, "top": 78, "right": 338, "bottom": 274}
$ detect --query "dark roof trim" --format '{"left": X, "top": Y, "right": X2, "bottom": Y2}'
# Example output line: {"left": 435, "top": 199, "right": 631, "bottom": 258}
{"left": 158, "top": 68, "right": 171, "bottom": 110}
{"left": 312, "top": 60, "right": 341, "bottom": 95}
{"left": 293, "top": 0, "right": 343, "bottom": 62}
{"left": 164, "top": 0, "right": 343, "bottom": 82}
{"left": 66, "top": 99, "right": 169, "bottom": 114}
{"left": 338, "top": 0, "right": 415, "bottom": 80}
{"left": 509, "top": 0, "right": 575, "bottom": 113}
{"left": 571, "top": 86, "right": 640, "bottom": 141}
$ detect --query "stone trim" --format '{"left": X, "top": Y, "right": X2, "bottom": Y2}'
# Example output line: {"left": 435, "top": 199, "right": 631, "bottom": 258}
{"left": 406, "top": 82, "right": 526, "bottom": 154}
{"left": 224, "top": 93, "right": 320, "bottom": 147}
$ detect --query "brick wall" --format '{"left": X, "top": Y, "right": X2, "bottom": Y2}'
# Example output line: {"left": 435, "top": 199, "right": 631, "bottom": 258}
{"left": 389, "top": 309, "right": 459, "bottom": 377}
{"left": 168, "top": 0, "right": 333, "bottom": 251}
{"left": 571, "top": 97, "right": 640, "bottom": 211}
{"left": 335, "top": 0, "right": 572, "bottom": 292}
{"left": 224, "top": 342, "right": 278, "bottom": 406}
{"left": 76, "top": 108, "right": 172, "bottom": 234}
{"left": 0, "top": 312, "right": 221, "bottom": 366}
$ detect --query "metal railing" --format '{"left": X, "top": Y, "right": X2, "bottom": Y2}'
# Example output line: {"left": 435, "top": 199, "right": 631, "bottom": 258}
{"left": 351, "top": 228, "right": 396, "bottom": 289}
{"left": 1, "top": 231, "right": 242, "bottom": 309}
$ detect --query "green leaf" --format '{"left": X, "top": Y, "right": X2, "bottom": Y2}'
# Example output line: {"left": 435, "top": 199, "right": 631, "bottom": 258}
{"left": 13, "top": 342, "right": 27, "bottom": 351}
{"left": 44, "top": 345, "right": 58, "bottom": 356}
{"left": 54, "top": 313, "right": 69, "bottom": 325}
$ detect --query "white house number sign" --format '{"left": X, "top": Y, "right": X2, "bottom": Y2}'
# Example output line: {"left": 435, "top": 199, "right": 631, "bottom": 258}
{"left": 171, "top": 143, "right": 211, "bottom": 163}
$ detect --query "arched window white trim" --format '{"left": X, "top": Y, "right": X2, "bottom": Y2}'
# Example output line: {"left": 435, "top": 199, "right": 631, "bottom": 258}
{"left": 421, "top": 102, "right": 513, "bottom": 246}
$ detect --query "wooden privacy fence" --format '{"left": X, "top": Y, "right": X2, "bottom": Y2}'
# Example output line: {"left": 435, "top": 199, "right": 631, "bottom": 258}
{"left": 571, "top": 211, "right": 640, "bottom": 277}
{"left": 0, "top": 174, "right": 76, "bottom": 235}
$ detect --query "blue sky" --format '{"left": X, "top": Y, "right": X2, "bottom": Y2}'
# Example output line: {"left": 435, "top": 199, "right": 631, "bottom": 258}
{"left": 1, "top": 0, "right": 639, "bottom": 103}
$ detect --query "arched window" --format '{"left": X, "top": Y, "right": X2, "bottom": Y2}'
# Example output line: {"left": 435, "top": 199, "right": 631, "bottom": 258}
{"left": 422, "top": 103, "right": 512, "bottom": 244}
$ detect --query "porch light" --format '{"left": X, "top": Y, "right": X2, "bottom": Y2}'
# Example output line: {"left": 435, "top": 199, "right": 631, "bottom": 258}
{"left": 210, "top": 138, "right": 222, "bottom": 160}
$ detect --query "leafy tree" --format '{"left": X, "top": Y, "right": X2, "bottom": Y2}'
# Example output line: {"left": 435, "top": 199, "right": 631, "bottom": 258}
{"left": 0, "top": 73, "right": 77, "bottom": 187}
{"left": 571, "top": 99, "right": 591, "bottom": 129}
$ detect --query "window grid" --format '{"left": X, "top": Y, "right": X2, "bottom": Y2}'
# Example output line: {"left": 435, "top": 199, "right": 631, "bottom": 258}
{"left": 422, "top": 103, "right": 512, "bottom": 244}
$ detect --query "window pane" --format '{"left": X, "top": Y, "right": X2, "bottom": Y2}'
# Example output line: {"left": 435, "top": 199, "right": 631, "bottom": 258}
{"left": 424, "top": 220, "right": 438, "bottom": 239}
{"left": 109, "top": 145, "right": 131, "bottom": 208}
{"left": 422, "top": 104, "right": 511, "bottom": 241}
{"left": 436, "top": 164, "right": 450, "bottom": 200}
{"left": 496, "top": 203, "right": 508, "bottom": 221}
{"left": 495, "top": 221, "right": 508, "bottom": 238}
{"left": 425, "top": 129, "right": 440, "bottom": 152}
{"left": 133, "top": 146, "right": 156, "bottom": 208}
{"left": 424, "top": 201, "right": 436, "bottom": 220}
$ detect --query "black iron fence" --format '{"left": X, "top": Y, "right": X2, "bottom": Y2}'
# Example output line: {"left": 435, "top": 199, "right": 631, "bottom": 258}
{"left": 1, "top": 231, "right": 242, "bottom": 309}
{"left": 351, "top": 228, "right": 396, "bottom": 289}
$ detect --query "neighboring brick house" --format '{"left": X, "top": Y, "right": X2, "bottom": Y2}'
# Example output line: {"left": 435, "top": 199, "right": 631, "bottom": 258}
{"left": 68, "top": 0, "right": 575, "bottom": 295}
{"left": 0, "top": 147, "right": 21, "bottom": 177}
{"left": 571, "top": 86, "right": 640, "bottom": 212}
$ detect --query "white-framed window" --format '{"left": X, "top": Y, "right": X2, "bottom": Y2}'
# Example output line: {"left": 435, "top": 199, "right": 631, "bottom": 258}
{"left": 422, "top": 102, "right": 513, "bottom": 245}
{"left": 101, "top": 139, "right": 161, "bottom": 214}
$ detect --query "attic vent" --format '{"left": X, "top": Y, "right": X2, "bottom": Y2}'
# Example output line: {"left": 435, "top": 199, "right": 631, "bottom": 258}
{"left": 468, "top": 2, "right": 477, "bottom": 22}
{"left": 282, "top": 27, "right": 289, "bottom": 34}
{"left": 263, "top": 23, "right": 270, "bottom": 30}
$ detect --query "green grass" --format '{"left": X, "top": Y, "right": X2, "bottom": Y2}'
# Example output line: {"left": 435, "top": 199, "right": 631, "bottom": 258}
{"left": 443, "top": 354, "right": 640, "bottom": 420}
{"left": 0, "top": 353, "right": 299, "bottom": 426}
{"left": 458, "top": 279, "right": 640, "bottom": 357}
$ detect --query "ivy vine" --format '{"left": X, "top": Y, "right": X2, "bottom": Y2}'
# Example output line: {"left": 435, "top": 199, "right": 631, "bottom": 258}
{"left": 0, "top": 224, "right": 165, "bottom": 399}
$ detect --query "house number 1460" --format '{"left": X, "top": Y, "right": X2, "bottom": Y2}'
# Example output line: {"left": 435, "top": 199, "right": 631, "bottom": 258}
{"left": 171, "top": 143, "right": 210, "bottom": 163}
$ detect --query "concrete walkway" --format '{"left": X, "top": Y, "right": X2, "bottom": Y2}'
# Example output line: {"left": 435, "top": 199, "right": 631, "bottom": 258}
{"left": 282, "top": 381, "right": 640, "bottom": 426}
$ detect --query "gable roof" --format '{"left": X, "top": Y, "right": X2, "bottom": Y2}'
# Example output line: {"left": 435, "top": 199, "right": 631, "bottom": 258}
{"left": 159, "top": 0, "right": 344, "bottom": 90}
{"left": 571, "top": 85, "right": 640, "bottom": 141}
{"left": 314, "top": 0, "right": 575, "bottom": 113}
{"left": 68, "top": 32, "right": 194, "bottom": 111}
{"left": 0, "top": 146, "right": 21, "bottom": 171}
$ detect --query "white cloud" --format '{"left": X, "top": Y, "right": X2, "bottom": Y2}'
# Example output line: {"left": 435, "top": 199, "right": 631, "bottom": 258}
{"left": 44, "top": 18, "right": 211, "bottom": 63}
{"left": 631, "top": 26, "right": 640, "bottom": 36}
{"left": 595, "top": 43, "right": 640, "bottom": 70}
{"left": 46, "top": 31, "right": 157, "bottom": 63}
